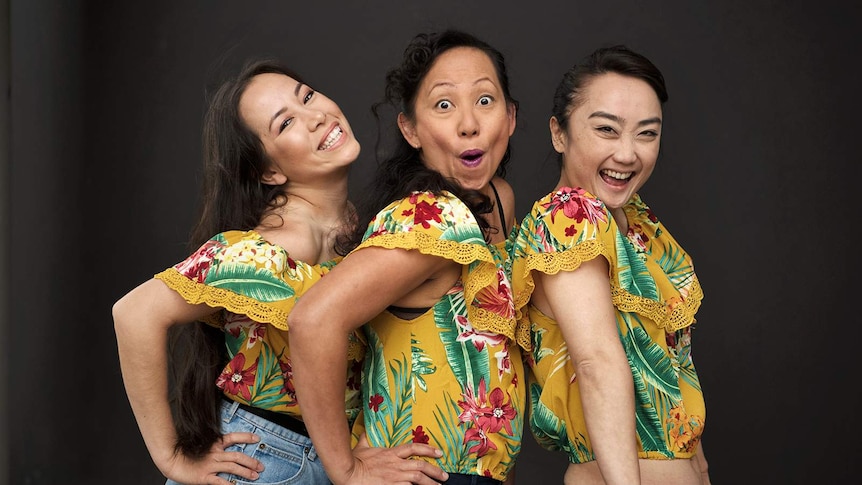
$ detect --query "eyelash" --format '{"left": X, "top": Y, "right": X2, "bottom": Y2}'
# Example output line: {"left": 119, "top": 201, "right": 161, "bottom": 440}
{"left": 436, "top": 95, "right": 494, "bottom": 110}
{"left": 279, "top": 89, "right": 316, "bottom": 133}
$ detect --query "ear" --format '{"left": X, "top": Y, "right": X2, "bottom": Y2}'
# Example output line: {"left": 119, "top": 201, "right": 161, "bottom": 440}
{"left": 260, "top": 165, "right": 288, "bottom": 186}
{"left": 507, "top": 102, "right": 517, "bottom": 136}
{"left": 549, "top": 116, "right": 566, "bottom": 154}
{"left": 398, "top": 112, "right": 420, "bottom": 149}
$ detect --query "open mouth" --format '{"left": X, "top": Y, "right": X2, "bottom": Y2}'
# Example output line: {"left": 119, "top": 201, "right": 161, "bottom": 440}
{"left": 319, "top": 126, "right": 343, "bottom": 150}
{"left": 460, "top": 149, "right": 484, "bottom": 167}
{"left": 600, "top": 169, "right": 633, "bottom": 185}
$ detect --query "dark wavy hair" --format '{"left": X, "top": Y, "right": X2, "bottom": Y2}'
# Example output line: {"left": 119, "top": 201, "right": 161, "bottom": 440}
{"left": 169, "top": 59, "right": 305, "bottom": 458}
{"left": 551, "top": 44, "right": 668, "bottom": 167}
{"left": 338, "top": 29, "right": 518, "bottom": 254}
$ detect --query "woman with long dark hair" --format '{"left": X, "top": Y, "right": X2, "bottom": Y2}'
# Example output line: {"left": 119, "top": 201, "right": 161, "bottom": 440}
{"left": 113, "top": 59, "right": 444, "bottom": 485}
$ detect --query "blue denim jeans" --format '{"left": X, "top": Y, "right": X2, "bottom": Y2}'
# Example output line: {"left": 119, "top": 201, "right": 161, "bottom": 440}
{"left": 443, "top": 473, "right": 503, "bottom": 485}
{"left": 166, "top": 400, "right": 331, "bottom": 485}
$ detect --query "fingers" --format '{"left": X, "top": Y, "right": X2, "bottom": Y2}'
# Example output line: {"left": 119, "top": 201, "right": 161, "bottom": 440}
{"left": 405, "top": 458, "right": 449, "bottom": 484}
{"left": 219, "top": 450, "right": 265, "bottom": 475}
{"left": 352, "top": 445, "right": 449, "bottom": 484}
{"left": 210, "top": 459, "right": 262, "bottom": 482}
{"left": 219, "top": 432, "right": 261, "bottom": 447}
{"left": 392, "top": 442, "right": 444, "bottom": 460}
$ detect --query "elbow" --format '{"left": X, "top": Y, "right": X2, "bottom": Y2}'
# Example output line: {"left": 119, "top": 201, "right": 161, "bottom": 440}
{"left": 112, "top": 296, "right": 131, "bottom": 335}
{"left": 573, "top": 353, "right": 633, "bottom": 385}
{"left": 287, "top": 303, "right": 313, "bottom": 339}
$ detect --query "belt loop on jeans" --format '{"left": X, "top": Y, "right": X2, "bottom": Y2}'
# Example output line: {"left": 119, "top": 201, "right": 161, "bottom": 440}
{"left": 223, "top": 399, "right": 240, "bottom": 423}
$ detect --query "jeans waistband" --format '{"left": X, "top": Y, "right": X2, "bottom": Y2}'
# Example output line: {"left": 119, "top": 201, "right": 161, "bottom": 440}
{"left": 224, "top": 399, "right": 309, "bottom": 437}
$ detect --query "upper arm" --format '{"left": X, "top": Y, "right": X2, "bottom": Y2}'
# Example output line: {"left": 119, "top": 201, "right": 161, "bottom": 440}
{"left": 289, "top": 246, "right": 451, "bottom": 333}
{"left": 113, "top": 278, "right": 216, "bottom": 332}
{"left": 537, "top": 257, "right": 620, "bottom": 361}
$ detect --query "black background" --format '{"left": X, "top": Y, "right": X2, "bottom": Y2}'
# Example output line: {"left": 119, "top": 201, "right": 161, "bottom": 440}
{"left": 3, "top": 1, "right": 857, "bottom": 483}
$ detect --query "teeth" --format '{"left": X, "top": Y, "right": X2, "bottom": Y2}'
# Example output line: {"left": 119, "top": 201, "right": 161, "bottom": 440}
{"left": 602, "top": 169, "right": 632, "bottom": 180}
{"left": 319, "top": 126, "right": 343, "bottom": 150}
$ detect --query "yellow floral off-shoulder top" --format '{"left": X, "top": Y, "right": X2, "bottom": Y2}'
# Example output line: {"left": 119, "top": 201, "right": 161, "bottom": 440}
{"left": 512, "top": 188, "right": 705, "bottom": 462}
{"left": 354, "top": 191, "right": 527, "bottom": 481}
{"left": 155, "top": 230, "right": 363, "bottom": 424}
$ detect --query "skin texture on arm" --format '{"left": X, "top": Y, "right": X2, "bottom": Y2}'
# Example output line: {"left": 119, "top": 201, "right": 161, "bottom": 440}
{"left": 288, "top": 246, "right": 451, "bottom": 485}
{"left": 692, "top": 441, "right": 710, "bottom": 485}
{"left": 113, "top": 278, "right": 264, "bottom": 485}
{"left": 537, "top": 257, "right": 641, "bottom": 485}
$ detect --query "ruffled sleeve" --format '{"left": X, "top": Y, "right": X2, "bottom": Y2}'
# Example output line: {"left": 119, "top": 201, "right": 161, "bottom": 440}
{"left": 355, "top": 191, "right": 525, "bottom": 347}
{"left": 155, "top": 230, "right": 336, "bottom": 329}
{"left": 513, "top": 188, "right": 702, "bottom": 333}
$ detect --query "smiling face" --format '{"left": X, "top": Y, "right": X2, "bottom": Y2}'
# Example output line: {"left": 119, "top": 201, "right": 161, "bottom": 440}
{"left": 551, "top": 72, "right": 662, "bottom": 213}
{"left": 398, "top": 47, "right": 516, "bottom": 192}
{"left": 239, "top": 72, "right": 360, "bottom": 186}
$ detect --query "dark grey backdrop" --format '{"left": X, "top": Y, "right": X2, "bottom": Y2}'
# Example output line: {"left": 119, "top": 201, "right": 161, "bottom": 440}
{"left": 4, "top": 1, "right": 857, "bottom": 484}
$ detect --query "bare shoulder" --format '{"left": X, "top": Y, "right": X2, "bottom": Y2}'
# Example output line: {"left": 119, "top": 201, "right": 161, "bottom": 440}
{"left": 256, "top": 217, "right": 321, "bottom": 264}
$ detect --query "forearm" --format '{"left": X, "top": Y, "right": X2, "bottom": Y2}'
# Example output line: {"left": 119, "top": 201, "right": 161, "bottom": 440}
{"left": 578, "top": 357, "right": 640, "bottom": 485}
{"left": 693, "top": 441, "right": 710, "bottom": 484}
{"left": 114, "top": 302, "right": 179, "bottom": 472}
{"left": 289, "top": 319, "right": 354, "bottom": 484}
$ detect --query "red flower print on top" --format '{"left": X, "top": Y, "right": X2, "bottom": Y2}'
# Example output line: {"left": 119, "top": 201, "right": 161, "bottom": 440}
{"left": 541, "top": 187, "right": 607, "bottom": 225}
{"left": 475, "top": 268, "right": 514, "bottom": 318}
{"left": 216, "top": 353, "right": 257, "bottom": 401}
{"left": 483, "top": 388, "right": 516, "bottom": 435}
{"left": 412, "top": 426, "right": 430, "bottom": 444}
{"left": 279, "top": 360, "right": 296, "bottom": 400}
{"left": 457, "top": 378, "right": 489, "bottom": 424}
{"left": 412, "top": 200, "right": 443, "bottom": 229}
{"left": 175, "top": 239, "right": 222, "bottom": 283}
{"left": 368, "top": 394, "right": 384, "bottom": 412}
{"left": 627, "top": 223, "right": 649, "bottom": 252}
{"left": 463, "top": 424, "right": 497, "bottom": 457}
{"left": 455, "top": 316, "right": 506, "bottom": 354}
{"left": 458, "top": 378, "right": 517, "bottom": 439}
{"left": 645, "top": 206, "right": 659, "bottom": 224}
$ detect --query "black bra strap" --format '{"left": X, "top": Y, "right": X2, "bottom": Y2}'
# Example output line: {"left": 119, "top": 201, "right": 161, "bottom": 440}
{"left": 489, "top": 180, "right": 506, "bottom": 230}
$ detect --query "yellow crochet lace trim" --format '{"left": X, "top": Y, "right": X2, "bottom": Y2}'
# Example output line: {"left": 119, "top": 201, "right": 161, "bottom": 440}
{"left": 357, "top": 231, "right": 495, "bottom": 264}
{"left": 522, "top": 240, "right": 702, "bottom": 332}
{"left": 513, "top": 266, "right": 536, "bottom": 351}
{"left": 358, "top": 231, "right": 524, "bottom": 345}
{"left": 155, "top": 268, "right": 363, "bottom": 361}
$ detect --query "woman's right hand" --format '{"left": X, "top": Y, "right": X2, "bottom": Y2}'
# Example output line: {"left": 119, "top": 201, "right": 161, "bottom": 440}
{"left": 159, "top": 432, "right": 264, "bottom": 485}
{"left": 338, "top": 433, "right": 449, "bottom": 485}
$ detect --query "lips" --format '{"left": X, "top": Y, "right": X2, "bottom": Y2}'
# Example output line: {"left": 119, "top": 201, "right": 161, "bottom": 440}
{"left": 319, "top": 125, "right": 343, "bottom": 150}
{"left": 460, "top": 149, "right": 484, "bottom": 168}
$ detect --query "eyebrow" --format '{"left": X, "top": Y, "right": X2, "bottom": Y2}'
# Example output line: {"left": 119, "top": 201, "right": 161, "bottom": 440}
{"left": 589, "top": 111, "right": 662, "bottom": 126}
{"left": 268, "top": 82, "right": 307, "bottom": 132}
{"left": 428, "top": 77, "right": 495, "bottom": 94}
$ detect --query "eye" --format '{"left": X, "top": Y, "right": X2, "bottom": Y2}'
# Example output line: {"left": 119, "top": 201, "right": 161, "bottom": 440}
{"left": 478, "top": 95, "right": 493, "bottom": 106}
{"left": 304, "top": 90, "right": 315, "bottom": 103}
{"left": 596, "top": 125, "right": 616, "bottom": 134}
{"left": 640, "top": 129, "right": 659, "bottom": 138}
{"left": 279, "top": 117, "right": 293, "bottom": 133}
{"left": 435, "top": 100, "right": 452, "bottom": 110}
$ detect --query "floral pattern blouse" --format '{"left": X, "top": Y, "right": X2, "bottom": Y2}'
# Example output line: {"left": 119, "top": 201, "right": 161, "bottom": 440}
{"left": 512, "top": 188, "right": 705, "bottom": 462}
{"left": 155, "top": 230, "right": 363, "bottom": 423}
{"left": 353, "top": 191, "right": 529, "bottom": 481}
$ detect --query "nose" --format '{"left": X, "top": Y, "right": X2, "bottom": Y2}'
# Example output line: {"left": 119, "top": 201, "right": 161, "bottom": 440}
{"left": 307, "top": 108, "right": 326, "bottom": 129}
{"left": 458, "top": 108, "right": 479, "bottom": 137}
{"left": 613, "top": 136, "right": 637, "bottom": 163}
